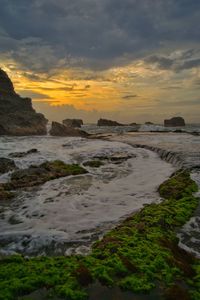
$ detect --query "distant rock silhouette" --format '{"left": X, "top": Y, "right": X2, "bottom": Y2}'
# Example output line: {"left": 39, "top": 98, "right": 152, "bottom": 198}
{"left": 145, "top": 122, "right": 154, "bottom": 125}
{"left": 50, "top": 121, "right": 89, "bottom": 137}
{"left": 0, "top": 68, "right": 47, "bottom": 135}
{"left": 63, "top": 118, "right": 83, "bottom": 128}
{"left": 164, "top": 117, "right": 185, "bottom": 127}
{"left": 97, "top": 118, "right": 124, "bottom": 126}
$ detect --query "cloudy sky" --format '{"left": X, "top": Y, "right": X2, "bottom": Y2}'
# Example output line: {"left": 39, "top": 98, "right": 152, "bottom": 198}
{"left": 1, "top": 0, "right": 200, "bottom": 123}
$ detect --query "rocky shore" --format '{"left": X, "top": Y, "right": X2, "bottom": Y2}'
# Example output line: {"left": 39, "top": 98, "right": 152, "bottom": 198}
{"left": 0, "top": 170, "right": 199, "bottom": 300}
{"left": 0, "top": 160, "right": 87, "bottom": 200}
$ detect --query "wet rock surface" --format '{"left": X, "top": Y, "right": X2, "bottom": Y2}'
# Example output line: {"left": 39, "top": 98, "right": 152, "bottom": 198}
{"left": 0, "top": 186, "right": 14, "bottom": 200}
{"left": 0, "top": 157, "right": 16, "bottom": 174}
{"left": 9, "top": 148, "right": 38, "bottom": 158}
{"left": 0, "top": 68, "right": 47, "bottom": 135}
{"left": 93, "top": 153, "right": 136, "bottom": 164}
{"left": 0, "top": 160, "right": 87, "bottom": 191}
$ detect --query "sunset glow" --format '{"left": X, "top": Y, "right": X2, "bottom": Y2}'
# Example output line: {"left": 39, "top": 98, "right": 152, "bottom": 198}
{"left": 1, "top": 1, "right": 200, "bottom": 123}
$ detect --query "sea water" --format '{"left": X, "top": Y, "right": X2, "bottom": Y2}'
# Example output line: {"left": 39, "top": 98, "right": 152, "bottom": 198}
{"left": 0, "top": 135, "right": 174, "bottom": 255}
{"left": 0, "top": 125, "right": 199, "bottom": 257}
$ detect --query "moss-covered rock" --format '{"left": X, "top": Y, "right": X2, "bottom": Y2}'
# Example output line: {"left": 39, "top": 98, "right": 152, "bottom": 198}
{"left": 0, "top": 160, "right": 87, "bottom": 192}
{"left": 158, "top": 170, "right": 197, "bottom": 200}
{"left": 0, "top": 170, "right": 199, "bottom": 300}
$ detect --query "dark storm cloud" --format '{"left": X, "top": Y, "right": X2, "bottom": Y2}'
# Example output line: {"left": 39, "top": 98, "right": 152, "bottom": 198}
{"left": 145, "top": 56, "right": 174, "bottom": 70}
{"left": 0, "top": 0, "right": 200, "bottom": 72}
{"left": 179, "top": 58, "right": 200, "bottom": 70}
{"left": 145, "top": 49, "right": 200, "bottom": 72}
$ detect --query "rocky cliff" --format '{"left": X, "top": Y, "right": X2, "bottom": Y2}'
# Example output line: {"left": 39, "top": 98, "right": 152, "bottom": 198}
{"left": 0, "top": 68, "right": 47, "bottom": 135}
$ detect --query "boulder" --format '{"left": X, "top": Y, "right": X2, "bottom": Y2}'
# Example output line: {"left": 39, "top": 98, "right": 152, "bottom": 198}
{"left": 164, "top": 117, "right": 185, "bottom": 127}
{"left": 0, "top": 158, "right": 17, "bottom": 174}
{"left": 97, "top": 118, "right": 124, "bottom": 126}
{"left": 63, "top": 118, "right": 83, "bottom": 128}
{"left": 49, "top": 122, "right": 89, "bottom": 137}
{"left": 0, "top": 68, "right": 48, "bottom": 135}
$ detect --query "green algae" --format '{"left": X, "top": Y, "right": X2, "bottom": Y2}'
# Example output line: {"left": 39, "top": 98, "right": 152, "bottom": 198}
{"left": 0, "top": 170, "right": 199, "bottom": 300}
{"left": 0, "top": 160, "right": 87, "bottom": 193}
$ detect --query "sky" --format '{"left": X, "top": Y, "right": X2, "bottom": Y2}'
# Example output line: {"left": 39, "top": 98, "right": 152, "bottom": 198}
{"left": 0, "top": 0, "right": 200, "bottom": 124}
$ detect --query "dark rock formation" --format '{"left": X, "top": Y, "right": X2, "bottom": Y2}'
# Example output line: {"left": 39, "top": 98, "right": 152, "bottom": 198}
{"left": 0, "top": 68, "right": 48, "bottom": 135}
{"left": 129, "top": 122, "right": 138, "bottom": 126}
{"left": 145, "top": 122, "right": 154, "bottom": 125}
{"left": 97, "top": 118, "right": 124, "bottom": 126}
{"left": 63, "top": 118, "right": 83, "bottom": 128}
{"left": 0, "top": 158, "right": 17, "bottom": 174}
{"left": 49, "top": 122, "right": 89, "bottom": 137}
{"left": 9, "top": 149, "right": 38, "bottom": 158}
{"left": 83, "top": 160, "right": 104, "bottom": 168}
{"left": 164, "top": 117, "right": 185, "bottom": 127}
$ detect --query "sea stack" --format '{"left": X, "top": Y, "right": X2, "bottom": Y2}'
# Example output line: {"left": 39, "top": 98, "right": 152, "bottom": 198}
{"left": 63, "top": 118, "right": 83, "bottom": 128}
{"left": 50, "top": 121, "right": 89, "bottom": 137}
{"left": 164, "top": 117, "right": 185, "bottom": 127}
{"left": 0, "top": 68, "right": 48, "bottom": 135}
{"left": 97, "top": 118, "right": 124, "bottom": 126}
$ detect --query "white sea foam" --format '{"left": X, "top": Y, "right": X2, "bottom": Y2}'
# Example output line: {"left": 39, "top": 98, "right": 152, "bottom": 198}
{"left": 0, "top": 136, "right": 174, "bottom": 255}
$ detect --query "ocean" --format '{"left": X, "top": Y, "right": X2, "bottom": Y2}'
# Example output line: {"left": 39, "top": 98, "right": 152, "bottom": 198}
{"left": 0, "top": 124, "right": 200, "bottom": 258}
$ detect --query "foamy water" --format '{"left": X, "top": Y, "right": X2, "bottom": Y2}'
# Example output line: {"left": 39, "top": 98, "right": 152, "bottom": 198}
{"left": 107, "top": 131, "right": 200, "bottom": 258}
{"left": 0, "top": 136, "right": 174, "bottom": 255}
